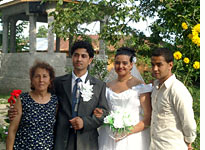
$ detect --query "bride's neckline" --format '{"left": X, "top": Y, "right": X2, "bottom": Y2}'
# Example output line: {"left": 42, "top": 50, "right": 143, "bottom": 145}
{"left": 107, "top": 84, "right": 144, "bottom": 94}
{"left": 117, "top": 75, "right": 133, "bottom": 82}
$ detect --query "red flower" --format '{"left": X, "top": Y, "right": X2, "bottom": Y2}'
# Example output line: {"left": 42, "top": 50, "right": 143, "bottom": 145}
{"left": 8, "top": 96, "right": 16, "bottom": 105}
{"left": 8, "top": 89, "right": 22, "bottom": 105}
{"left": 11, "top": 89, "right": 22, "bottom": 98}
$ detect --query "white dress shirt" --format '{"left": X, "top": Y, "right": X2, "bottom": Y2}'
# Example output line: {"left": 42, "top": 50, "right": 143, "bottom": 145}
{"left": 71, "top": 71, "right": 88, "bottom": 92}
{"left": 150, "top": 74, "right": 197, "bottom": 150}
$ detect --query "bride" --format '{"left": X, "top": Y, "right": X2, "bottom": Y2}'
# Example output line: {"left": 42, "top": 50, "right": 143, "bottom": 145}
{"left": 94, "top": 47, "right": 152, "bottom": 150}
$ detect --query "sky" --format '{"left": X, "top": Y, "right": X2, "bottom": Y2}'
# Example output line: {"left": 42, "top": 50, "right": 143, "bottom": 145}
{"left": 0, "top": 0, "right": 12, "bottom": 5}
{"left": 14, "top": 17, "right": 154, "bottom": 37}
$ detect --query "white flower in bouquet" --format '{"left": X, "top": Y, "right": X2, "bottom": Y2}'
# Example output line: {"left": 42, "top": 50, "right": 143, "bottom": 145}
{"left": 104, "top": 113, "right": 114, "bottom": 124}
{"left": 123, "top": 112, "right": 137, "bottom": 127}
{"left": 113, "top": 112, "right": 124, "bottom": 129}
{"left": 104, "top": 109, "right": 137, "bottom": 139}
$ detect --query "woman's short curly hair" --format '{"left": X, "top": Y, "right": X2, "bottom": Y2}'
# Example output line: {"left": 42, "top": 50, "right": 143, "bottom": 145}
{"left": 29, "top": 61, "right": 55, "bottom": 92}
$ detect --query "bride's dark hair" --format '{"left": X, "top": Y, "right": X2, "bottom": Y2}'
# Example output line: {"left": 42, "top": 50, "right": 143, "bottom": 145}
{"left": 115, "top": 47, "right": 136, "bottom": 62}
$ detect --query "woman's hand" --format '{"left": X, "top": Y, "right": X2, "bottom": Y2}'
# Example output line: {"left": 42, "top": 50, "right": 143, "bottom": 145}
{"left": 114, "top": 132, "right": 130, "bottom": 142}
{"left": 8, "top": 105, "right": 18, "bottom": 121}
{"left": 93, "top": 108, "right": 103, "bottom": 118}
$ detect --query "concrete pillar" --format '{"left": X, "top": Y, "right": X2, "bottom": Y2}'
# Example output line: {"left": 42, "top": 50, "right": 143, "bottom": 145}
{"left": 29, "top": 13, "right": 37, "bottom": 53}
{"left": 99, "top": 16, "right": 108, "bottom": 58}
{"left": 10, "top": 18, "right": 17, "bottom": 53}
{"left": 47, "top": 9, "right": 55, "bottom": 53}
{"left": 56, "top": 36, "right": 60, "bottom": 52}
{"left": 68, "top": 35, "right": 73, "bottom": 57}
{"left": 2, "top": 16, "right": 9, "bottom": 53}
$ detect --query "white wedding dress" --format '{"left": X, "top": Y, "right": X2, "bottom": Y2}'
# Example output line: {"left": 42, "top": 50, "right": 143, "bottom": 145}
{"left": 98, "top": 84, "right": 152, "bottom": 150}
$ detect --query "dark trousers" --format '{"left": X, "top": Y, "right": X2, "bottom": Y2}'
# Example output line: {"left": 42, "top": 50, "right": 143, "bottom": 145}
{"left": 66, "top": 128, "right": 77, "bottom": 150}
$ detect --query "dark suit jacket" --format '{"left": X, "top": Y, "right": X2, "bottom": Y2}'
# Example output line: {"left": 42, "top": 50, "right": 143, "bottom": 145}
{"left": 53, "top": 73, "right": 109, "bottom": 150}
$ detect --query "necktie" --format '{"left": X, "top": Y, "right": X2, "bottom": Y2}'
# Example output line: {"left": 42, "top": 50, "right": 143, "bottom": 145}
{"left": 72, "top": 78, "right": 82, "bottom": 118}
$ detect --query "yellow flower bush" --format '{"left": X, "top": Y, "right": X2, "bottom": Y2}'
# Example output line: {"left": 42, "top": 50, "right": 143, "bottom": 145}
{"left": 183, "top": 57, "right": 190, "bottom": 64}
{"left": 193, "top": 61, "right": 200, "bottom": 69}
{"left": 192, "top": 36, "right": 200, "bottom": 47}
{"left": 173, "top": 51, "right": 182, "bottom": 60}
{"left": 193, "top": 24, "right": 200, "bottom": 33}
{"left": 182, "top": 23, "right": 200, "bottom": 46}
{"left": 182, "top": 22, "right": 188, "bottom": 30}
{"left": 187, "top": 34, "right": 193, "bottom": 39}
{"left": 174, "top": 55, "right": 200, "bottom": 85}
{"left": 191, "top": 24, "right": 200, "bottom": 46}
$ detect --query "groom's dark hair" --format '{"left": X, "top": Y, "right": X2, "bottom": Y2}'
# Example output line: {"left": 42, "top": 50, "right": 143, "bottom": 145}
{"left": 71, "top": 40, "right": 94, "bottom": 58}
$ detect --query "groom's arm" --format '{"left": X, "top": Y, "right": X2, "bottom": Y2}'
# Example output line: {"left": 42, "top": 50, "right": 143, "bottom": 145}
{"left": 80, "top": 82, "right": 109, "bottom": 132}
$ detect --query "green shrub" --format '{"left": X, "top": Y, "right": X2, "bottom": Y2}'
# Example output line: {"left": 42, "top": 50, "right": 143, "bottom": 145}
{"left": 189, "top": 86, "right": 200, "bottom": 149}
{"left": 0, "top": 125, "right": 8, "bottom": 143}
{"left": 89, "top": 57, "right": 108, "bottom": 81}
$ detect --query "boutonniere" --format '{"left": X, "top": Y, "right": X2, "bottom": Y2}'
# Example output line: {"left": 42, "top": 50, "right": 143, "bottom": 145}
{"left": 79, "top": 80, "right": 93, "bottom": 102}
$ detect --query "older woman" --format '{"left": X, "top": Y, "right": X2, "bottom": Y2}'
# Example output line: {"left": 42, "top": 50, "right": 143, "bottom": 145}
{"left": 6, "top": 61, "right": 58, "bottom": 150}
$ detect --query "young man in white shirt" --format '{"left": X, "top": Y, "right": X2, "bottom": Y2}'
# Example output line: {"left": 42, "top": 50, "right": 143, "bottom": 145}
{"left": 150, "top": 48, "right": 197, "bottom": 150}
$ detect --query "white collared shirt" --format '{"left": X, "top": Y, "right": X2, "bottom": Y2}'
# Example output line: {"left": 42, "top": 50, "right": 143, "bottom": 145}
{"left": 71, "top": 71, "right": 88, "bottom": 92}
{"left": 150, "top": 74, "right": 197, "bottom": 150}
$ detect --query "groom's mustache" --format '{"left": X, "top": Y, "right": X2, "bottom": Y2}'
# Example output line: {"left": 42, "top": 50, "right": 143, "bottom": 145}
{"left": 75, "top": 62, "right": 83, "bottom": 65}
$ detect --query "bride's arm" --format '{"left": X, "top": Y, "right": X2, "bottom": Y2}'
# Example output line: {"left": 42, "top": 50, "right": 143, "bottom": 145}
{"left": 93, "top": 82, "right": 112, "bottom": 118}
{"left": 129, "top": 92, "right": 152, "bottom": 134}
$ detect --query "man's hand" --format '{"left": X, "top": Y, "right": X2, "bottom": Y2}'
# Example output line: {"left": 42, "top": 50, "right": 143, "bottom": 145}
{"left": 93, "top": 108, "right": 103, "bottom": 118}
{"left": 69, "top": 117, "right": 84, "bottom": 130}
{"left": 8, "top": 105, "right": 18, "bottom": 121}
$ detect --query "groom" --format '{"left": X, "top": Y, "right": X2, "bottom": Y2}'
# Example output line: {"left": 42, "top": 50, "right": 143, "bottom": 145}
{"left": 53, "top": 40, "right": 109, "bottom": 150}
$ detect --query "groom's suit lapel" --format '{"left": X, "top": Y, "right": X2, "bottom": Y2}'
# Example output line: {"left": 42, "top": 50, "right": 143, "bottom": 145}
{"left": 61, "top": 74, "right": 73, "bottom": 108}
{"left": 85, "top": 74, "right": 96, "bottom": 85}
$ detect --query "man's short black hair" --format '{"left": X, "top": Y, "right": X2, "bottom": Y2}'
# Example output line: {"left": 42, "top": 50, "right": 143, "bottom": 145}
{"left": 152, "top": 48, "right": 174, "bottom": 63}
{"left": 71, "top": 40, "right": 94, "bottom": 58}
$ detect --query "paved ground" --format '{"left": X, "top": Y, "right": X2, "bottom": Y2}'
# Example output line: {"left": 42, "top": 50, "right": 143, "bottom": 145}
{"left": 0, "top": 142, "right": 6, "bottom": 150}
{"left": 0, "top": 104, "right": 9, "bottom": 126}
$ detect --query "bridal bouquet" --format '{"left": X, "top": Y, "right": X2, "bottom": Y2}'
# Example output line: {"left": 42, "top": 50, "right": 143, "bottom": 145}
{"left": 104, "top": 109, "right": 137, "bottom": 140}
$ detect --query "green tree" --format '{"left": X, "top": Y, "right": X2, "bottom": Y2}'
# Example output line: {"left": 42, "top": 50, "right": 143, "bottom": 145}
{"left": 16, "top": 21, "right": 29, "bottom": 52}
{"left": 42, "top": 0, "right": 142, "bottom": 47}
{"left": 139, "top": 0, "right": 200, "bottom": 85}
{"left": 41, "top": 0, "right": 200, "bottom": 85}
{"left": 36, "top": 25, "right": 48, "bottom": 38}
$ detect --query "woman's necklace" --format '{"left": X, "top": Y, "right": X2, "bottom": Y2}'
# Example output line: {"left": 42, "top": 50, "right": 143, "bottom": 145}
{"left": 118, "top": 75, "right": 133, "bottom": 82}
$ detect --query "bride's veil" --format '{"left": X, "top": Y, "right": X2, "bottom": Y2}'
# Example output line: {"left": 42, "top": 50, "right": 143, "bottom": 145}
{"left": 104, "top": 65, "right": 144, "bottom": 83}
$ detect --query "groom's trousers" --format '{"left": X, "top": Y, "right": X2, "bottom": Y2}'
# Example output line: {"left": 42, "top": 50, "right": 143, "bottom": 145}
{"left": 66, "top": 128, "right": 77, "bottom": 150}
